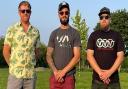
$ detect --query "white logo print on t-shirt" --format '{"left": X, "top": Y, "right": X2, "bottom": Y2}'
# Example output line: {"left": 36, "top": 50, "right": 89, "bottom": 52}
{"left": 96, "top": 38, "right": 115, "bottom": 48}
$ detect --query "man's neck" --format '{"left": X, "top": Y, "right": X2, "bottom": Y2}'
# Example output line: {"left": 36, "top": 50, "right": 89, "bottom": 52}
{"left": 101, "top": 26, "right": 110, "bottom": 32}
{"left": 21, "top": 21, "right": 30, "bottom": 33}
{"left": 60, "top": 24, "right": 70, "bottom": 30}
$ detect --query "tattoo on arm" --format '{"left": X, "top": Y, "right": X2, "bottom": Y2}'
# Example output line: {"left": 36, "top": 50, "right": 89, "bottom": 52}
{"left": 46, "top": 47, "right": 57, "bottom": 72}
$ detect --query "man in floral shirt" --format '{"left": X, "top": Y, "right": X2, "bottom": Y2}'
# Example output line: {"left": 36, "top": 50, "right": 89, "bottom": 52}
{"left": 3, "top": 1, "right": 40, "bottom": 89}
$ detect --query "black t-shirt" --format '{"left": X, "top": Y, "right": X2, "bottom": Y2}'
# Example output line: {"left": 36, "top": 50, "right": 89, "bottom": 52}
{"left": 87, "top": 29, "right": 124, "bottom": 82}
{"left": 48, "top": 26, "right": 81, "bottom": 76}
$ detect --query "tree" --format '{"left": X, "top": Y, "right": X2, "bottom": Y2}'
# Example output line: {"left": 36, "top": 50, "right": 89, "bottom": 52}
{"left": 110, "top": 9, "right": 128, "bottom": 46}
{"left": 72, "top": 10, "right": 88, "bottom": 70}
{"left": 37, "top": 43, "right": 48, "bottom": 67}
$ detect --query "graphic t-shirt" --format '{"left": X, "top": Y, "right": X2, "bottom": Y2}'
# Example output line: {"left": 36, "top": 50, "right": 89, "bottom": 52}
{"left": 87, "top": 30, "right": 124, "bottom": 82}
{"left": 48, "top": 26, "right": 81, "bottom": 75}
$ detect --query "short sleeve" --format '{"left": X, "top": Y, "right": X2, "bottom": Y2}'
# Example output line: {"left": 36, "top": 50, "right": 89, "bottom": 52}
{"left": 36, "top": 33, "right": 41, "bottom": 48}
{"left": 4, "top": 27, "right": 13, "bottom": 47}
{"left": 87, "top": 32, "right": 95, "bottom": 50}
{"left": 48, "top": 31, "right": 55, "bottom": 48}
{"left": 73, "top": 31, "right": 81, "bottom": 47}
{"left": 117, "top": 33, "right": 125, "bottom": 52}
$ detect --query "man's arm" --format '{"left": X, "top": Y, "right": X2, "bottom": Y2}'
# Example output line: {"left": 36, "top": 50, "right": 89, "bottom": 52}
{"left": 100, "top": 51, "right": 124, "bottom": 81}
{"left": 3, "top": 44, "right": 11, "bottom": 65}
{"left": 57, "top": 47, "right": 80, "bottom": 81}
{"left": 87, "top": 49, "right": 111, "bottom": 84}
{"left": 87, "top": 49, "right": 102, "bottom": 75}
{"left": 46, "top": 47, "right": 58, "bottom": 74}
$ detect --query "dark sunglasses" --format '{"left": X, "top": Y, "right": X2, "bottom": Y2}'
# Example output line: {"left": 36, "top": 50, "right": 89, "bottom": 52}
{"left": 19, "top": 9, "right": 31, "bottom": 14}
{"left": 59, "top": 11, "right": 69, "bottom": 16}
{"left": 100, "top": 15, "right": 110, "bottom": 20}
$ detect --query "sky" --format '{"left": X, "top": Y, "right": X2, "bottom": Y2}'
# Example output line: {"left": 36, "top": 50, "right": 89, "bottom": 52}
{"left": 0, "top": 0, "right": 128, "bottom": 44}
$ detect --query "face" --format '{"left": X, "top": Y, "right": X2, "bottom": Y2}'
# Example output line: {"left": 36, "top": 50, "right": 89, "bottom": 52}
{"left": 58, "top": 8, "right": 70, "bottom": 25}
{"left": 99, "top": 14, "right": 111, "bottom": 29}
{"left": 18, "top": 5, "right": 31, "bottom": 23}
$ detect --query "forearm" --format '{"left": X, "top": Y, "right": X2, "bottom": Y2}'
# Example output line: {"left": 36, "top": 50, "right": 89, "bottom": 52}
{"left": 46, "top": 47, "right": 57, "bottom": 72}
{"left": 3, "top": 45, "right": 11, "bottom": 65}
{"left": 4, "top": 56, "right": 10, "bottom": 65}
{"left": 87, "top": 56, "right": 101, "bottom": 74}
{"left": 3, "top": 51, "right": 10, "bottom": 65}
{"left": 63, "top": 56, "right": 80, "bottom": 74}
{"left": 46, "top": 55, "right": 57, "bottom": 72}
{"left": 87, "top": 49, "right": 101, "bottom": 75}
{"left": 109, "top": 51, "right": 124, "bottom": 75}
{"left": 62, "top": 47, "right": 80, "bottom": 74}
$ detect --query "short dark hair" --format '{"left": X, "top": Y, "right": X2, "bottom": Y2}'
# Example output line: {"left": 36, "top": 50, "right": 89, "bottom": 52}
{"left": 18, "top": 1, "right": 31, "bottom": 10}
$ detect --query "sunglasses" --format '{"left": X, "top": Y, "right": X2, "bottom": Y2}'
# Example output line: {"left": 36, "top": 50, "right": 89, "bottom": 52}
{"left": 19, "top": 9, "right": 31, "bottom": 14}
{"left": 100, "top": 15, "right": 110, "bottom": 20}
{"left": 59, "top": 11, "right": 69, "bottom": 16}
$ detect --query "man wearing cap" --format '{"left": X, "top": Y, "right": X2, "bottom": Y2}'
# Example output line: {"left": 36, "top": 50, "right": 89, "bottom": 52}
{"left": 46, "top": 1, "right": 81, "bottom": 89}
{"left": 87, "top": 7, "right": 124, "bottom": 89}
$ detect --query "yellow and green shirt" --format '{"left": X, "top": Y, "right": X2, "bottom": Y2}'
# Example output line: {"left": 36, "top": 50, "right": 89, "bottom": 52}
{"left": 4, "top": 22, "right": 40, "bottom": 78}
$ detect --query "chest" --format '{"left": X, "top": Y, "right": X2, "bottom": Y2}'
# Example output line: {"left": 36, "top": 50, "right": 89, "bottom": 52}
{"left": 94, "top": 33, "right": 117, "bottom": 49}
{"left": 54, "top": 31, "right": 74, "bottom": 48}
{"left": 12, "top": 30, "right": 38, "bottom": 47}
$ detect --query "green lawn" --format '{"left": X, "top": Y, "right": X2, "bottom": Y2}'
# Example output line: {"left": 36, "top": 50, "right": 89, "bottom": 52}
{"left": 0, "top": 68, "right": 128, "bottom": 89}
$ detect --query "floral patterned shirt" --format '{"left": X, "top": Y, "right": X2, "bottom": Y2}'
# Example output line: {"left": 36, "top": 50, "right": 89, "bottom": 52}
{"left": 4, "top": 22, "right": 40, "bottom": 78}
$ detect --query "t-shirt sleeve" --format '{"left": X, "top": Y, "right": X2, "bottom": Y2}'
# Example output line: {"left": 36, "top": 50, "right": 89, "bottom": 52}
{"left": 4, "top": 27, "right": 13, "bottom": 47}
{"left": 36, "top": 31, "right": 41, "bottom": 48}
{"left": 87, "top": 32, "right": 94, "bottom": 50}
{"left": 48, "top": 31, "right": 55, "bottom": 48}
{"left": 73, "top": 31, "right": 81, "bottom": 47}
{"left": 117, "top": 33, "right": 125, "bottom": 52}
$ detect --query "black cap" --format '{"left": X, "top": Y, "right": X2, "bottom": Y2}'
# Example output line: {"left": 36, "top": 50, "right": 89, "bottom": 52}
{"left": 99, "top": 7, "right": 110, "bottom": 16}
{"left": 58, "top": 1, "right": 70, "bottom": 11}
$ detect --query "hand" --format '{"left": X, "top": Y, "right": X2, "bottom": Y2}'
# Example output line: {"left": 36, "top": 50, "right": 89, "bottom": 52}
{"left": 99, "top": 70, "right": 111, "bottom": 81}
{"left": 53, "top": 70, "right": 66, "bottom": 83}
{"left": 56, "top": 70, "right": 66, "bottom": 82}
{"left": 98, "top": 69, "right": 112, "bottom": 85}
{"left": 103, "top": 78, "right": 111, "bottom": 85}
{"left": 53, "top": 70, "right": 59, "bottom": 81}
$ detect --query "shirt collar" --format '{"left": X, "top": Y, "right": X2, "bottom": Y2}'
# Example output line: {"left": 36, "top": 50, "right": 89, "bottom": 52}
{"left": 17, "top": 22, "right": 33, "bottom": 29}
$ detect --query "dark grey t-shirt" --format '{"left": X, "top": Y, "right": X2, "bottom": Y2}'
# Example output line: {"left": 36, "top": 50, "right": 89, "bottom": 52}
{"left": 48, "top": 26, "right": 81, "bottom": 75}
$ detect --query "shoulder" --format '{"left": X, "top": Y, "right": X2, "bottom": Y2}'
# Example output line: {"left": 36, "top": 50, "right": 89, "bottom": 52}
{"left": 90, "top": 30, "right": 100, "bottom": 36}
{"left": 69, "top": 26, "right": 80, "bottom": 35}
{"left": 110, "top": 30, "right": 121, "bottom": 36}
{"left": 31, "top": 25, "right": 40, "bottom": 34}
{"left": 7, "top": 22, "right": 19, "bottom": 32}
{"left": 50, "top": 27, "right": 60, "bottom": 35}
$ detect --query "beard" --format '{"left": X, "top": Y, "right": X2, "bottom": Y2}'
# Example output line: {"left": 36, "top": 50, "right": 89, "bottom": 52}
{"left": 100, "top": 25, "right": 110, "bottom": 32}
{"left": 60, "top": 17, "right": 69, "bottom": 26}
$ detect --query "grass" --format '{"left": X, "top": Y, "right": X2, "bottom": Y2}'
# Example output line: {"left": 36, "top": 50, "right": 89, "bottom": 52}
{"left": 0, "top": 68, "right": 128, "bottom": 89}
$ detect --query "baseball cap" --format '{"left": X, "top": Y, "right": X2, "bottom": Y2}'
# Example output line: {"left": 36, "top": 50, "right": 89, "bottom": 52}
{"left": 99, "top": 7, "right": 110, "bottom": 16}
{"left": 58, "top": 1, "right": 70, "bottom": 11}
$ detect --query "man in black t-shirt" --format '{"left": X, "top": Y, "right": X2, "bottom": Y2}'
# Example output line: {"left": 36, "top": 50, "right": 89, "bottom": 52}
{"left": 87, "top": 7, "right": 124, "bottom": 89}
{"left": 46, "top": 1, "right": 81, "bottom": 89}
